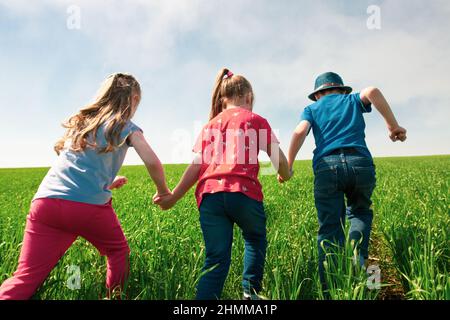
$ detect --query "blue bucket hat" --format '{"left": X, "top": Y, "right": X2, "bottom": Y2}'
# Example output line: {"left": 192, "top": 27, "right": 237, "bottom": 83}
{"left": 308, "top": 72, "right": 352, "bottom": 101}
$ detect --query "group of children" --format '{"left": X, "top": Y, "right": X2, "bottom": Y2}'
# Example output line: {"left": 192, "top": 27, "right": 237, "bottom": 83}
{"left": 0, "top": 69, "right": 406, "bottom": 300}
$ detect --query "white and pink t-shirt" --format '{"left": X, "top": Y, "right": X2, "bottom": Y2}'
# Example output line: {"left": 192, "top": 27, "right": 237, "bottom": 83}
{"left": 193, "top": 108, "right": 279, "bottom": 207}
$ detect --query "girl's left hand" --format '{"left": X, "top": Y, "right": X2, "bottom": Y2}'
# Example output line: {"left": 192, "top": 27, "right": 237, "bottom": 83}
{"left": 109, "top": 176, "right": 128, "bottom": 190}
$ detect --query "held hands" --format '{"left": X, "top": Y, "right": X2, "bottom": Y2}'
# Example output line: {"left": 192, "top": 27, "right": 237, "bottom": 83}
{"left": 389, "top": 125, "right": 407, "bottom": 142}
{"left": 153, "top": 191, "right": 177, "bottom": 210}
{"left": 108, "top": 176, "right": 128, "bottom": 190}
{"left": 278, "top": 169, "right": 294, "bottom": 183}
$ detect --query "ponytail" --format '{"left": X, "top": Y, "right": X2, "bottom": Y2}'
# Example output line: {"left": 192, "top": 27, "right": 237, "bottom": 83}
{"left": 209, "top": 68, "right": 229, "bottom": 120}
{"left": 209, "top": 68, "right": 254, "bottom": 120}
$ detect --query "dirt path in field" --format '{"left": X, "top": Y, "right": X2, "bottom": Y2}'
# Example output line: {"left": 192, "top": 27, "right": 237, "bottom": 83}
{"left": 368, "top": 233, "right": 405, "bottom": 299}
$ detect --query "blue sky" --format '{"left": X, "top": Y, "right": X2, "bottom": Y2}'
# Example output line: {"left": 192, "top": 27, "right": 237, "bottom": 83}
{"left": 0, "top": 0, "right": 449, "bottom": 167}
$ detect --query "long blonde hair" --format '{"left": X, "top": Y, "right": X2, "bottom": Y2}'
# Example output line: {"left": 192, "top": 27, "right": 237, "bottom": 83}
{"left": 54, "top": 73, "right": 141, "bottom": 155}
{"left": 210, "top": 68, "right": 254, "bottom": 120}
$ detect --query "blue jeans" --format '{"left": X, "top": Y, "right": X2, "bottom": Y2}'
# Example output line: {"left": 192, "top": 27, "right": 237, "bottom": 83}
{"left": 196, "top": 192, "right": 267, "bottom": 300}
{"left": 314, "top": 150, "right": 376, "bottom": 282}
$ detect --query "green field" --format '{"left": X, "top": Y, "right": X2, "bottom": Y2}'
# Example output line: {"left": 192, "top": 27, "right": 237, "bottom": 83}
{"left": 0, "top": 156, "right": 449, "bottom": 300}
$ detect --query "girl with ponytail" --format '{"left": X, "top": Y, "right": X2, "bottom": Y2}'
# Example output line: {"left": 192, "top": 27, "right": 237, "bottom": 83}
{"left": 154, "top": 68, "right": 291, "bottom": 300}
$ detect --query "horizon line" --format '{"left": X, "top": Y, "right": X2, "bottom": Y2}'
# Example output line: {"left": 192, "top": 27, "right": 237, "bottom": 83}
{"left": 1, "top": 153, "right": 448, "bottom": 170}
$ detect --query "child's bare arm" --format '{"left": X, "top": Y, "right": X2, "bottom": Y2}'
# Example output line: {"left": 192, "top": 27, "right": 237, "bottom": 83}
{"left": 360, "top": 87, "right": 407, "bottom": 142}
{"left": 288, "top": 120, "right": 310, "bottom": 170}
{"left": 277, "top": 147, "right": 292, "bottom": 183}
{"left": 172, "top": 161, "right": 201, "bottom": 203}
{"left": 154, "top": 154, "right": 202, "bottom": 210}
{"left": 129, "top": 131, "right": 170, "bottom": 196}
{"left": 278, "top": 148, "right": 291, "bottom": 181}
{"left": 267, "top": 143, "right": 291, "bottom": 181}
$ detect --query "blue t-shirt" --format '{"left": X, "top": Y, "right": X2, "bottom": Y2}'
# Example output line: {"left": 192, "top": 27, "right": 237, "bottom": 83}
{"left": 34, "top": 120, "right": 141, "bottom": 205}
{"left": 300, "top": 93, "right": 372, "bottom": 169}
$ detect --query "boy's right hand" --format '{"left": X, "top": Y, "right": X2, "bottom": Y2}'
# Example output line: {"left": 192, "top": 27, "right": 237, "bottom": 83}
{"left": 389, "top": 126, "right": 407, "bottom": 142}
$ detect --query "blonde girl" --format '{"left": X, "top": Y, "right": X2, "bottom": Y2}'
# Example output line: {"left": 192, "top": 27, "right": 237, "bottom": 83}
{"left": 0, "top": 73, "right": 170, "bottom": 299}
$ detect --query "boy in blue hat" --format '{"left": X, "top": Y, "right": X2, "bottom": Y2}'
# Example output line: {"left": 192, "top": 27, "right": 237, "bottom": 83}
{"left": 283, "top": 72, "right": 407, "bottom": 286}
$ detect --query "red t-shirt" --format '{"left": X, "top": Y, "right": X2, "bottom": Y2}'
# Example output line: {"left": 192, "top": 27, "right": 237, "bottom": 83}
{"left": 193, "top": 108, "right": 279, "bottom": 207}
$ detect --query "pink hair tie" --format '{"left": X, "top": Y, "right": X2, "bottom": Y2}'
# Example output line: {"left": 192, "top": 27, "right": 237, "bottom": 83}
{"left": 223, "top": 70, "right": 233, "bottom": 79}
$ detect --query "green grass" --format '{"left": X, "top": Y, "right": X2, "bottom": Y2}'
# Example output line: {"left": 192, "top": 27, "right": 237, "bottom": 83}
{"left": 0, "top": 156, "right": 448, "bottom": 300}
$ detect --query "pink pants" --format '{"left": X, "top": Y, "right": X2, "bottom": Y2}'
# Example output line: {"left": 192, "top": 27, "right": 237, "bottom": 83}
{"left": 0, "top": 198, "right": 130, "bottom": 300}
